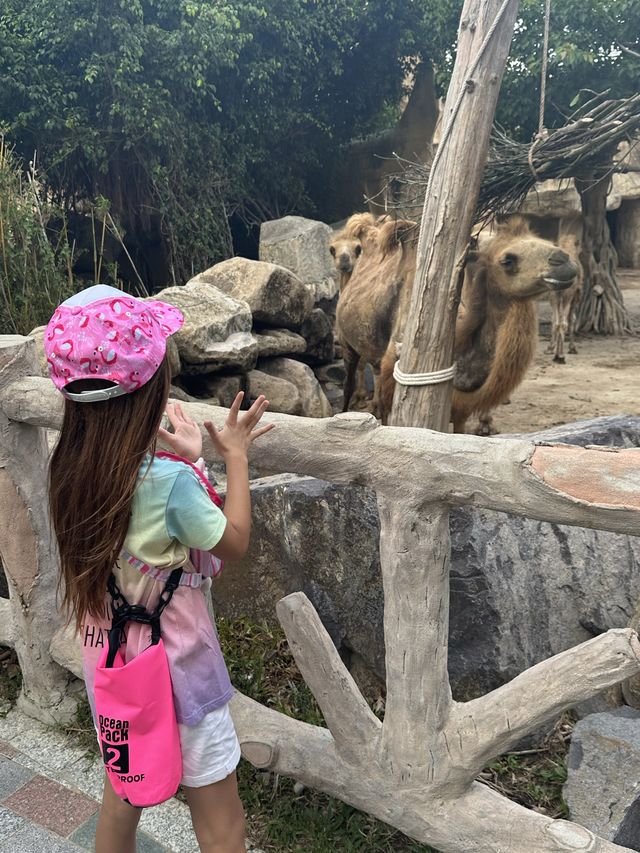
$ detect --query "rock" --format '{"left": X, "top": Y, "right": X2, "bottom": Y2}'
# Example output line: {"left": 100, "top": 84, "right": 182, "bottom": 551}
{"left": 252, "top": 329, "right": 307, "bottom": 358}
{"left": 248, "top": 370, "right": 302, "bottom": 416}
{"left": 564, "top": 708, "right": 640, "bottom": 848}
{"left": 617, "top": 199, "right": 640, "bottom": 269}
{"left": 191, "top": 258, "right": 313, "bottom": 329}
{"left": 180, "top": 374, "right": 248, "bottom": 408}
{"left": 521, "top": 179, "right": 582, "bottom": 218}
{"left": 156, "top": 280, "right": 257, "bottom": 373}
{"left": 212, "top": 416, "right": 640, "bottom": 701}
{"left": 313, "top": 361, "right": 346, "bottom": 386}
{"left": 168, "top": 385, "right": 219, "bottom": 406}
{"left": 259, "top": 216, "right": 339, "bottom": 306}
{"left": 298, "top": 308, "right": 334, "bottom": 365}
{"left": 212, "top": 475, "right": 385, "bottom": 674}
{"left": 28, "top": 327, "right": 48, "bottom": 377}
{"left": 259, "top": 357, "right": 332, "bottom": 419}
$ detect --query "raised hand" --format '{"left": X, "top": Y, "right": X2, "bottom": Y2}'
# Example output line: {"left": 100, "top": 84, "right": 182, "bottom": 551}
{"left": 158, "top": 402, "right": 203, "bottom": 463}
{"left": 204, "top": 393, "right": 274, "bottom": 461}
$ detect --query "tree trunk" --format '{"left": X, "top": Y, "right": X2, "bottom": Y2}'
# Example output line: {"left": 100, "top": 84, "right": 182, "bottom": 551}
{"left": 390, "top": 0, "right": 521, "bottom": 430}
{"left": 576, "top": 176, "right": 630, "bottom": 335}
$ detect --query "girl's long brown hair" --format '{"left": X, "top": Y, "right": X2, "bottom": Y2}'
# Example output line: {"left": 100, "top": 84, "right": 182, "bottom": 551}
{"left": 49, "top": 357, "right": 171, "bottom": 629}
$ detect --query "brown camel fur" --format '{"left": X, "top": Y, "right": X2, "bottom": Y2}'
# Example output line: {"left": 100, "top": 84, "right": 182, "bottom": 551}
{"left": 330, "top": 213, "right": 383, "bottom": 405}
{"left": 376, "top": 215, "right": 579, "bottom": 432}
{"left": 335, "top": 216, "right": 416, "bottom": 416}
{"left": 546, "top": 233, "right": 584, "bottom": 364}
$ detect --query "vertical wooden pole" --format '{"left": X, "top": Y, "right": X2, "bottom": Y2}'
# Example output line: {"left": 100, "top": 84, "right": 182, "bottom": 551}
{"left": 390, "top": 0, "right": 521, "bottom": 430}
{"left": 0, "top": 337, "right": 75, "bottom": 723}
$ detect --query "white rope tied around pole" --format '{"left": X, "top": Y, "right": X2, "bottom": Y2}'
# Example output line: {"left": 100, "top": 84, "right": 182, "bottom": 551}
{"left": 393, "top": 362, "right": 456, "bottom": 386}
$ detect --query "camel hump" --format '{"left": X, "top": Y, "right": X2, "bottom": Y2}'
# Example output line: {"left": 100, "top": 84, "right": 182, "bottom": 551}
{"left": 341, "top": 212, "right": 378, "bottom": 241}
{"left": 379, "top": 219, "right": 418, "bottom": 257}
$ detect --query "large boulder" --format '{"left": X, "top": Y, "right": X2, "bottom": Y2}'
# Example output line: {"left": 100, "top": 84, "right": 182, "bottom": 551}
{"left": 258, "top": 357, "right": 332, "bottom": 419}
{"left": 259, "top": 216, "right": 339, "bottom": 307}
{"left": 180, "top": 373, "right": 247, "bottom": 408}
{"left": 617, "top": 199, "right": 640, "bottom": 269}
{"left": 191, "top": 258, "right": 313, "bottom": 329}
{"left": 212, "top": 416, "right": 640, "bottom": 698}
{"left": 248, "top": 370, "right": 302, "bottom": 416}
{"left": 252, "top": 329, "right": 307, "bottom": 359}
{"left": 298, "top": 308, "right": 334, "bottom": 365}
{"left": 564, "top": 708, "right": 640, "bottom": 849}
{"left": 521, "top": 179, "right": 582, "bottom": 218}
{"left": 157, "top": 280, "right": 257, "bottom": 373}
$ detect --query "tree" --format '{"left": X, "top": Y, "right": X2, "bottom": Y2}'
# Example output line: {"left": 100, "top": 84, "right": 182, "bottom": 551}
{"left": 0, "top": 0, "right": 460, "bottom": 289}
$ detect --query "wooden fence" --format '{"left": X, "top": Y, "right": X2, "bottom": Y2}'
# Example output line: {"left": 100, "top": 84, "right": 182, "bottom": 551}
{"left": 1, "top": 334, "right": 639, "bottom": 852}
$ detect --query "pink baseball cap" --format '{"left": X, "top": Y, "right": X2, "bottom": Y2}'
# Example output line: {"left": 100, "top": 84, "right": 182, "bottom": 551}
{"left": 44, "top": 285, "right": 184, "bottom": 402}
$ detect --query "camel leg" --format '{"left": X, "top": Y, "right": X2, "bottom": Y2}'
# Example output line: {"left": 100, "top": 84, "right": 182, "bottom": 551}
{"left": 379, "top": 345, "right": 398, "bottom": 424}
{"left": 352, "top": 362, "right": 368, "bottom": 406}
{"left": 371, "top": 365, "right": 381, "bottom": 419}
{"left": 476, "top": 413, "right": 498, "bottom": 436}
{"left": 567, "top": 297, "right": 579, "bottom": 355}
{"left": 342, "top": 344, "right": 360, "bottom": 413}
{"left": 545, "top": 296, "right": 558, "bottom": 355}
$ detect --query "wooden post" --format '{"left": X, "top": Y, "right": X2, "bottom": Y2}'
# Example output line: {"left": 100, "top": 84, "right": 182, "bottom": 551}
{"left": 0, "top": 337, "right": 76, "bottom": 723}
{"left": 390, "top": 0, "right": 521, "bottom": 429}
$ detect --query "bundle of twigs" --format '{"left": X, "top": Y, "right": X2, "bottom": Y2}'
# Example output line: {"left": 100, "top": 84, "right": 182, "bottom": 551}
{"left": 382, "top": 92, "right": 640, "bottom": 224}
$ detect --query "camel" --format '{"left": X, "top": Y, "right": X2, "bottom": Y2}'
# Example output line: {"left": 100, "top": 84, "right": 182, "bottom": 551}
{"left": 333, "top": 215, "right": 415, "bottom": 416}
{"left": 368, "top": 215, "right": 579, "bottom": 432}
{"left": 329, "top": 213, "right": 396, "bottom": 412}
{"left": 546, "top": 233, "right": 584, "bottom": 364}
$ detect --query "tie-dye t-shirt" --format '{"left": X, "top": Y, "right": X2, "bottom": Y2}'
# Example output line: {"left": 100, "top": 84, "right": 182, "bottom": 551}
{"left": 81, "top": 455, "right": 234, "bottom": 726}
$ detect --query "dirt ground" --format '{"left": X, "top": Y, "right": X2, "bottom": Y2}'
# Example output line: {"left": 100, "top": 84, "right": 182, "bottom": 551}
{"left": 476, "top": 269, "right": 640, "bottom": 435}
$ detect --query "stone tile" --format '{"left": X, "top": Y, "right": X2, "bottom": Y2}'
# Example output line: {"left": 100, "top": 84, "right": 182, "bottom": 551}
{"left": 138, "top": 831, "right": 173, "bottom": 852}
{"left": 0, "top": 821, "right": 84, "bottom": 852}
{"left": 138, "top": 795, "right": 198, "bottom": 852}
{"left": 0, "top": 804, "right": 26, "bottom": 835}
{"left": 0, "top": 754, "right": 34, "bottom": 799}
{"left": 4, "top": 774, "right": 98, "bottom": 837}
{"left": 0, "top": 739, "right": 20, "bottom": 759}
{"left": 70, "top": 811, "right": 171, "bottom": 852}
{"left": 68, "top": 812, "right": 98, "bottom": 850}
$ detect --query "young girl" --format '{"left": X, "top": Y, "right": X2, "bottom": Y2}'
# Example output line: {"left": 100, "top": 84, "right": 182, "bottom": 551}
{"left": 45, "top": 284, "right": 273, "bottom": 853}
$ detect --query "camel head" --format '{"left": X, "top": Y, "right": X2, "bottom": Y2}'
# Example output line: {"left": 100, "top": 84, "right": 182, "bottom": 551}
{"left": 476, "top": 216, "right": 578, "bottom": 301}
{"left": 329, "top": 212, "right": 381, "bottom": 282}
{"left": 329, "top": 235, "right": 363, "bottom": 276}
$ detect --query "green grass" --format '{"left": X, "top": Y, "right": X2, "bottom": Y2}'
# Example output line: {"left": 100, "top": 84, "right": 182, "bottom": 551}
{"left": 4, "top": 619, "right": 575, "bottom": 851}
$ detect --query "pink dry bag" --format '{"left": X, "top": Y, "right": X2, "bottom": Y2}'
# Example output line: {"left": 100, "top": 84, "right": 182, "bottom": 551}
{"left": 93, "top": 568, "right": 183, "bottom": 807}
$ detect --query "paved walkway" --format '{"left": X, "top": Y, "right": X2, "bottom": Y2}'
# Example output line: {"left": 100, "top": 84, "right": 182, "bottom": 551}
{"left": 0, "top": 707, "right": 260, "bottom": 852}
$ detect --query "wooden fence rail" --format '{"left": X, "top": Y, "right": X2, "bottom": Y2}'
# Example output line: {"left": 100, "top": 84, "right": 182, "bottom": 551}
{"left": 1, "top": 335, "right": 639, "bottom": 852}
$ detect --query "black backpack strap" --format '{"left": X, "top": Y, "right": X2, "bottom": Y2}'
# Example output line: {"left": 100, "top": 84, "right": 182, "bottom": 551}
{"left": 104, "top": 567, "right": 183, "bottom": 668}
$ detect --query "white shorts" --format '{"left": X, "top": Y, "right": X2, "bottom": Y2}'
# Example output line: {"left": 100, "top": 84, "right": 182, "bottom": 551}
{"left": 179, "top": 703, "right": 241, "bottom": 788}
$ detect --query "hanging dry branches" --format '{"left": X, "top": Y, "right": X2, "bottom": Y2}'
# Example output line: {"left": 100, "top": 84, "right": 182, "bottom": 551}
{"left": 379, "top": 93, "right": 640, "bottom": 225}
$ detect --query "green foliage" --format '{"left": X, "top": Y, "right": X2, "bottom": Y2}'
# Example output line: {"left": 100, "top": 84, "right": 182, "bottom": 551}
{"left": 496, "top": 0, "right": 640, "bottom": 140}
{"left": 0, "top": 140, "right": 75, "bottom": 334}
{"left": 0, "top": 0, "right": 460, "bottom": 287}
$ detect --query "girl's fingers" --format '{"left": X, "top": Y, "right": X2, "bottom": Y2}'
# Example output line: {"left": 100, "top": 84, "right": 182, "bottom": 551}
{"left": 158, "top": 426, "right": 172, "bottom": 442}
{"left": 250, "top": 422, "right": 275, "bottom": 441}
{"left": 243, "top": 397, "right": 269, "bottom": 430}
{"left": 227, "top": 392, "right": 244, "bottom": 427}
